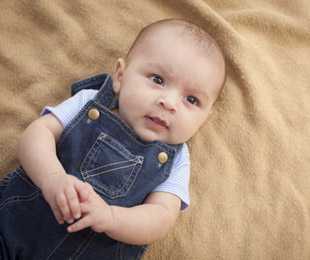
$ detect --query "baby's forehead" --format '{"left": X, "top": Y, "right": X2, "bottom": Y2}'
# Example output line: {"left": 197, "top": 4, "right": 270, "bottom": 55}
{"left": 133, "top": 24, "right": 223, "bottom": 62}
{"left": 138, "top": 25, "right": 196, "bottom": 48}
{"left": 128, "top": 30, "right": 199, "bottom": 65}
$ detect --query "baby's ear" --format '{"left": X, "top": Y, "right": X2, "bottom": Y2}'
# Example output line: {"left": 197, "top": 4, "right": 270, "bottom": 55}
{"left": 113, "top": 58, "right": 126, "bottom": 94}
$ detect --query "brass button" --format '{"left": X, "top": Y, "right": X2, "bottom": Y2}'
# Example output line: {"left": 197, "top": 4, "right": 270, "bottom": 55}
{"left": 88, "top": 108, "right": 100, "bottom": 120}
{"left": 158, "top": 152, "right": 168, "bottom": 164}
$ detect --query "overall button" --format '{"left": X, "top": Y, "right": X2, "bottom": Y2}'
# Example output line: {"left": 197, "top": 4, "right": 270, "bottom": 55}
{"left": 158, "top": 152, "right": 168, "bottom": 164}
{"left": 88, "top": 108, "right": 100, "bottom": 120}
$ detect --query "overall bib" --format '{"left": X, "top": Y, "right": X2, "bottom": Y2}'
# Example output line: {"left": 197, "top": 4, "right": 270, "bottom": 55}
{"left": 0, "top": 74, "right": 182, "bottom": 260}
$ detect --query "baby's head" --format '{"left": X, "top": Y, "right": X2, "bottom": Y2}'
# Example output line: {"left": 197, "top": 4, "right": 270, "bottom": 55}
{"left": 112, "top": 19, "right": 226, "bottom": 145}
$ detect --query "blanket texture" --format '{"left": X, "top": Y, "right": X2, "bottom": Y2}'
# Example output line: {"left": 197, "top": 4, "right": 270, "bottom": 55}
{"left": 1, "top": 0, "right": 310, "bottom": 259}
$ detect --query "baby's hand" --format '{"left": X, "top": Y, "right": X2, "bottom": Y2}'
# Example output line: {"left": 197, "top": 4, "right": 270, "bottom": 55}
{"left": 67, "top": 184, "right": 114, "bottom": 233}
{"left": 41, "top": 173, "right": 90, "bottom": 225}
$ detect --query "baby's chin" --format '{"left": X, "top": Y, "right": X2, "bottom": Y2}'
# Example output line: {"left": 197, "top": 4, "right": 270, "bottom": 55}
{"left": 135, "top": 128, "right": 187, "bottom": 145}
{"left": 140, "top": 135, "right": 186, "bottom": 145}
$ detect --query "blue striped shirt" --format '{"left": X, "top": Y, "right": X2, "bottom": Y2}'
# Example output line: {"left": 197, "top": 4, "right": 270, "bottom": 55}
{"left": 42, "top": 89, "right": 190, "bottom": 210}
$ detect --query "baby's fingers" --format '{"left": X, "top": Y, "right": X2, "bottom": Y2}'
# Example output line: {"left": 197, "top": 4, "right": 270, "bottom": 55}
{"left": 50, "top": 201, "right": 65, "bottom": 224}
{"left": 67, "top": 215, "right": 91, "bottom": 233}
{"left": 64, "top": 185, "right": 81, "bottom": 220}
{"left": 74, "top": 181, "right": 91, "bottom": 203}
{"left": 56, "top": 192, "right": 74, "bottom": 224}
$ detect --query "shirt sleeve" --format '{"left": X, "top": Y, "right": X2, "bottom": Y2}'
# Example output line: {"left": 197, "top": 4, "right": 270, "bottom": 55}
{"left": 41, "top": 89, "right": 191, "bottom": 210}
{"left": 153, "top": 143, "right": 191, "bottom": 211}
{"left": 41, "top": 89, "right": 98, "bottom": 127}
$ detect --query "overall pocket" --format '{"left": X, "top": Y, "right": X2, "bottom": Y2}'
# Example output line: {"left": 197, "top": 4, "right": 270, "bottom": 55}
{"left": 80, "top": 133, "right": 144, "bottom": 199}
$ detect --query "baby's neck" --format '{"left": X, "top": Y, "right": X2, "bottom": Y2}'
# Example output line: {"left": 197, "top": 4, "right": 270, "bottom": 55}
{"left": 111, "top": 107, "right": 119, "bottom": 116}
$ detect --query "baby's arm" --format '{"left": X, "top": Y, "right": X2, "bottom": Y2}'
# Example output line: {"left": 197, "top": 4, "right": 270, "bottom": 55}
{"left": 68, "top": 186, "right": 181, "bottom": 245}
{"left": 18, "top": 113, "right": 88, "bottom": 224}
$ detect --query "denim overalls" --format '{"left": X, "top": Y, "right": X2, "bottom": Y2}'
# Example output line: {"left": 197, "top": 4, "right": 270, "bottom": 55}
{"left": 0, "top": 74, "right": 182, "bottom": 260}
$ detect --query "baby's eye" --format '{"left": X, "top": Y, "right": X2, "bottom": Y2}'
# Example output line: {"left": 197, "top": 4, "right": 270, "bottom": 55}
{"left": 184, "top": 95, "right": 199, "bottom": 106}
{"left": 150, "top": 75, "right": 164, "bottom": 86}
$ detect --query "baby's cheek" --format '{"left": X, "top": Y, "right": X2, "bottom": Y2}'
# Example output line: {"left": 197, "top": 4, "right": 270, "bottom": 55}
{"left": 179, "top": 120, "right": 200, "bottom": 142}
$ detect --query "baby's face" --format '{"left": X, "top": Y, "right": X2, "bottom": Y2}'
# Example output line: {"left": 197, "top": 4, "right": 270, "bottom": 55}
{"left": 113, "top": 29, "right": 224, "bottom": 144}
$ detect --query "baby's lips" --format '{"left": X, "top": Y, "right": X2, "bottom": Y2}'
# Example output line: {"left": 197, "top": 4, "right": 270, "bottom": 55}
{"left": 149, "top": 116, "right": 168, "bottom": 128}
{"left": 146, "top": 116, "right": 169, "bottom": 131}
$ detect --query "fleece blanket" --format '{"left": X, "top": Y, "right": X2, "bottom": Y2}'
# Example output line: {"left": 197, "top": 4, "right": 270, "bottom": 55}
{"left": 1, "top": 1, "right": 310, "bottom": 259}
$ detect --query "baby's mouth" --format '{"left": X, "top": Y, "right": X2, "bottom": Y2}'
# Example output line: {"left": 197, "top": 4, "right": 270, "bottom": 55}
{"left": 146, "top": 116, "right": 168, "bottom": 130}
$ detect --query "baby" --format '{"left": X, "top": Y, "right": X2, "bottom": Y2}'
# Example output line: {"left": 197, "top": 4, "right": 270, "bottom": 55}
{"left": 0, "top": 19, "right": 226, "bottom": 259}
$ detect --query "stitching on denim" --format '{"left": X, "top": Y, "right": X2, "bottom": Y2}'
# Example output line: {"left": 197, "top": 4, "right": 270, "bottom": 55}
{"left": 102, "top": 139, "right": 132, "bottom": 160}
{"left": 97, "top": 132, "right": 141, "bottom": 161}
{"left": 84, "top": 162, "right": 139, "bottom": 177}
{"left": 86, "top": 162, "right": 142, "bottom": 199}
{"left": 85, "top": 160, "right": 133, "bottom": 173}
{"left": 81, "top": 133, "right": 104, "bottom": 172}
{"left": 115, "top": 243, "right": 146, "bottom": 260}
{"left": 72, "top": 74, "right": 108, "bottom": 89}
{"left": 91, "top": 168, "right": 136, "bottom": 196}
{"left": 0, "top": 173, "right": 12, "bottom": 186}
{"left": 57, "top": 101, "right": 95, "bottom": 146}
{"left": 70, "top": 230, "right": 96, "bottom": 260}
{"left": 90, "top": 157, "right": 140, "bottom": 170}
{"left": 160, "top": 157, "right": 173, "bottom": 183}
{"left": 120, "top": 242, "right": 123, "bottom": 260}
{"left": 95, "top": 88, "right": 111, "bottom": 107}
{"left": 15, "top": 169, "right": 40, "bottom": 191}
{"left": 45, "top": 232, "right": 70, "bottom": 260}
{"left": 0, "top": 191, "right": 41, "bottom": 211}
{"left": 116, "top": 242, "right": 124, "bottom": 260}
{"left": 135, "top": 245, "right": 148, "bottom": 259}
{"left": 86, "top": 163, "right": 138, "bottom": 191}
{"left": 136, "top": 157, "right": 143, "bottom": 164}
{"left": 93, "top": 77, "right": 113, "bottom": 107}
{"left": 159, "top": 148, "right": 176, "bottom": 183}
{"left": 83, "top": 156, "right": 142, "bottom": 174}
{"left": 80, "top": 132, "right": 144, "bottom": 175}
{"left": 0, "top": 173, "right": 13, "bottom": 199}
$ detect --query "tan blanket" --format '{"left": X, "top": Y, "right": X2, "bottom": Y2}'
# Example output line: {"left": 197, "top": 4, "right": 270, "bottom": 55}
{"left": 1, "top": 0, "right": 310, "bottom": 259}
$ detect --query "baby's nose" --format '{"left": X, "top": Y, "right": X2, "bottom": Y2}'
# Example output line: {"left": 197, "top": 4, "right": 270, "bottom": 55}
{"left": 157, "top": 96, "right": 178, "bottom": 113}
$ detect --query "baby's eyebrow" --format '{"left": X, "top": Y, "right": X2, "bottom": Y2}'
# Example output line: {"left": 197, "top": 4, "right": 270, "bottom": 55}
{"left": 146, "top": 62, "right": 172, "bottom": 77}
{"left": 188, "top": 87, "right": 210, "bottom": 101}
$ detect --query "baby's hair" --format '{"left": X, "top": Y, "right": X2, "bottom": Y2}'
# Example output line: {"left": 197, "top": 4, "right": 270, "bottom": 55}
{"left": 126, "top": 19, "right": 226, "bottom": 95}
